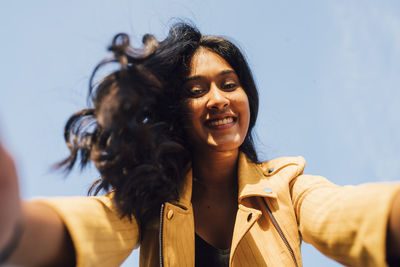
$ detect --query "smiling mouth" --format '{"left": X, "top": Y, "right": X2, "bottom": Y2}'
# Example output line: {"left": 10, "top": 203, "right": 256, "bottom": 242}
{"left": 206, "top": 116, "right": 237, "bottom": 127}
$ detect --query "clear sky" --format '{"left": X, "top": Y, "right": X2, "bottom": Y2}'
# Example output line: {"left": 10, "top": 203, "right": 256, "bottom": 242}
{"left": 1, "top": 0, "right": 400, "bottom": 266}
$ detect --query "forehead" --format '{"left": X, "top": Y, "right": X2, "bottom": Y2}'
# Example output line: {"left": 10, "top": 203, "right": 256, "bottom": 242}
{"left": 188, "top": 48, "right": 234, "bottom": 77}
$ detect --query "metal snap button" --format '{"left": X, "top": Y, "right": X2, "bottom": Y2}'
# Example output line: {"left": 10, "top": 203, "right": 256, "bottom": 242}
{"left": 167, "top": 209, "right": 174, "bottom": 220}
{"left": 264, "top": 187, "right": 273, "bottom": 193}
{"left": 247, "top": 213, "right": 252, "bottom": 222}
{"left": 268, "top": 168, "right": 275, "bottom": 174}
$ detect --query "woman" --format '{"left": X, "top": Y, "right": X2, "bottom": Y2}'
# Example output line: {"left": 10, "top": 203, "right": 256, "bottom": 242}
{"left": 1, "top": 22, "right": 400, "bottom": 267}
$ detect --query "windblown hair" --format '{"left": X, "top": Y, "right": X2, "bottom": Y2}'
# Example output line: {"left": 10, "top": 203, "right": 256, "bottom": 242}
{"left": 59, "top": 22, "right": 259, "bottom": 232}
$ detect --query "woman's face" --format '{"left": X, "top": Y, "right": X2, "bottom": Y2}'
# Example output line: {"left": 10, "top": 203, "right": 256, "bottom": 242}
{"left": 183, "top": 48, "right": 250, "bottom": 153}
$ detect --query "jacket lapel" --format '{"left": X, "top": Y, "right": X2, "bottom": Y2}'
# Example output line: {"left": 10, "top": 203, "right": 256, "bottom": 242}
{"left": 161, "top": 168, "right": 195, "bottom": 267}
{"left": 230, "top": 153, "right": 278, "bottom": 264}
{"left": 161, "top": 153, "right": 282, "bottom": 266}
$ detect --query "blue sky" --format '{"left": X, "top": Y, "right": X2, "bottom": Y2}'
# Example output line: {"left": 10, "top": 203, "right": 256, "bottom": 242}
{"left": 1, "top": 1, "right": 399, "bottom": 266}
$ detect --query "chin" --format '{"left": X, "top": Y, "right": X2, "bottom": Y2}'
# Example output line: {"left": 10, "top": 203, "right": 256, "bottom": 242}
{"left": 190, "top": 133, "right": 245, "bottom": 153}
{"left": 206, "top": 139, "right": 243, "bottom": 152}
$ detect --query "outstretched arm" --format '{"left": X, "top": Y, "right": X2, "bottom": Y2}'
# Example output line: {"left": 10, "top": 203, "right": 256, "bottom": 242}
{"left": 0, "top": 143, "right": 75, "bottom": 266}
{"left": 291, "top": 174, "right": 400, "bottom": 267}
{"left": 387, "top": 192, "right": 400, "bottom": 262}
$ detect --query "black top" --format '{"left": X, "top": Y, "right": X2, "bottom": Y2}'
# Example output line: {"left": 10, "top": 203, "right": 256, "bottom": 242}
{"left": 387, "top": 256, "right": 400, "bottom": 267}
{"left": 195, "top": 233, "right": 230, "bottom": 267}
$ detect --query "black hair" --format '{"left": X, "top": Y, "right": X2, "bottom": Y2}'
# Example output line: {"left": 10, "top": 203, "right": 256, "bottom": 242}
{"left": 58, "top": 22, "right": 259, "bottom": 233}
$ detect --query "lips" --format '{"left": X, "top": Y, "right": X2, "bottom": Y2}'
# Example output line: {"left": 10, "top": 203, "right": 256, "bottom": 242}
{"left": 205, "top": 115, "right": 237, "bottom": 128}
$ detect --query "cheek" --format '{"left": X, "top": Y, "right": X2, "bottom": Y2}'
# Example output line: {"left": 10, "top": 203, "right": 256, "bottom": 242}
{"left": 235, "top": 93, "right": 251, "bottom": 125}
{"left": 241, "top": 102, "right": 251, "bottom": 132}
{"left": 236, "top": 95, "right": 251, "bottom": 138}
{"left": 183, "top": 99, "right": 204, "bottom": 136}
{"left": 185, "top": 99, "right": 204, "bottom": 120}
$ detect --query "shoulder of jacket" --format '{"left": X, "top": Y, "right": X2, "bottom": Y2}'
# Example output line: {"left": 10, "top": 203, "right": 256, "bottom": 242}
{"left": 95, "top": 192, "right": 114, "bottom": 204}
{"left": 258, "top": 156, "right": 306, "bottom": 177}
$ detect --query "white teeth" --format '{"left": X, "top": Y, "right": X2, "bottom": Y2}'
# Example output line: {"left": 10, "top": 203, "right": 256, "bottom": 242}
{"left": 209, "top": 117, "right": 234, "bottom": 126}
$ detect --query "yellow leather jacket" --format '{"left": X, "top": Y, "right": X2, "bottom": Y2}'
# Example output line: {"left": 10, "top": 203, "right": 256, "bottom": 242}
{"left": 39, "top": 153, "right": 400, "bottom": 266}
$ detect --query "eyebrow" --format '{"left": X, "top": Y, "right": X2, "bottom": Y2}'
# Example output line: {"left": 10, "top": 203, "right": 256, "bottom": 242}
{"left": 185, "top": 70, "right": 236, "bottom": 82}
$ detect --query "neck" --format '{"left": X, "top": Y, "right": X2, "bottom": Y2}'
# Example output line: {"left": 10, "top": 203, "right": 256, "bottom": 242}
{"left": 191, "top": 149, "right": 239, "bottom": 195}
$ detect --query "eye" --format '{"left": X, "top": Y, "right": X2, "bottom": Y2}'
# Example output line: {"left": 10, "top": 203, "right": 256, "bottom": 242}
{"left": 187, "top": 85, "right": 207, "bottom": 97}
{"left": 222, "top": 81, "right": 238, "bottom": 91}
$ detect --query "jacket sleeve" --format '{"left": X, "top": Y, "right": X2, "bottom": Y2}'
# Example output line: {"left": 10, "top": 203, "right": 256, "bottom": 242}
{"left": 34, "top": 194, "right": 139, "bottom": 267}
{"left": 290, "top": 174, "right": 400, "bottom": 267}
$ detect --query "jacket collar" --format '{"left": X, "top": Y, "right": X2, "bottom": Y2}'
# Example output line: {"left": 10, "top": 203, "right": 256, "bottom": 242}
{"left": 237, "top": 153, "right": 277, "bottom": 202}
{"left": 177, "top": 152, "right": 279, "bottom": 208}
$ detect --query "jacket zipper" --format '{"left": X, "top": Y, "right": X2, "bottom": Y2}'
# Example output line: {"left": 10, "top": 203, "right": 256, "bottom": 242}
{"left": 159, "top": 203, "right": 165, "bottom": 267}
{"left": 262, "top": 198, "right": 298, "bottom": 267}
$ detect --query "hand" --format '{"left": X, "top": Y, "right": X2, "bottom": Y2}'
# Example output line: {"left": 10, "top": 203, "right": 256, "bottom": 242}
{"left": 0, "top": 142, "right": 75, "bottom": 266}
{"left": 0, "top": 142, "right": 22, "bottom": 249}
{"left": 388, "top": 192, "right": 400, "bottom": 261}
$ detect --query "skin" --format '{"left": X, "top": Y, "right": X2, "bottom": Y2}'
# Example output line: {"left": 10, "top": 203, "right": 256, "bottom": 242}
{"left": 388, "top": 193, "right": 400, "bottom": 259}
{"left": 184, "top": 47, "right": 250, "bottom": 249}
{"left": 0, "top": 47, "right": 399, "bottom": 264}
{"left": 183, "top": 47, "right": 250, "bottom": 153}
{"left": 0, "top": 142, "right": 20, "bottom": 251}
{"left": 0, "top": 143, "right": 74, "bottom": 266}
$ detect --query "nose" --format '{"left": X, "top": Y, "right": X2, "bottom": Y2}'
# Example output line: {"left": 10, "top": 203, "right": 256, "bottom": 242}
{"left": 206, "top": 83, "right": 229, "bottom": 110}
